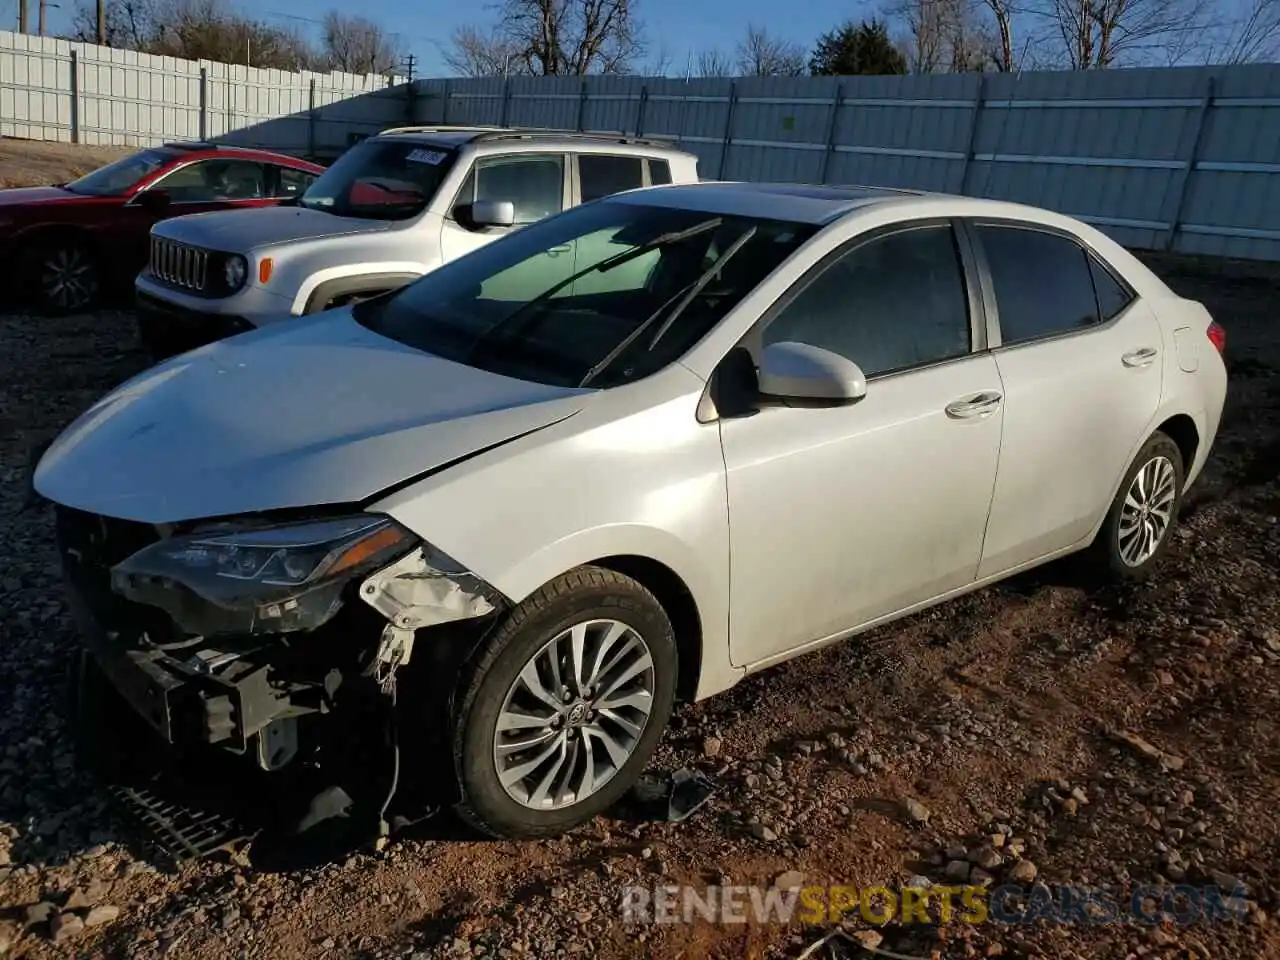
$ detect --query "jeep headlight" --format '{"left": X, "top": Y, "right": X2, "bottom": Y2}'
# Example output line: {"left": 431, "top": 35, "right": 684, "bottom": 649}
{"left": 111, "top": 515, "right": 417, "bottom": 637}
{"left": 223, "top": 254, "right": 248, "bottom": 292}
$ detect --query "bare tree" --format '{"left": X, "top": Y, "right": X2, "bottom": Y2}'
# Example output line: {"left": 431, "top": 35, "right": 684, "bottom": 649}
{"left": 70, "top": 0, "right": 155, "bottom": 48}
{"left": 735, "top": 24, "right": 806, "bottom": 76}
{"left": 320, "top": 12, "right": 404, "bottom": 75}
{"left": 694, "top": 48, "right": 735, "bottom": 77}
{"left": 886, "top": 0, "right": 991, "bottom": 71}
{"left": 978, "top": 0, "right": 1018, "bottom": 69}
{"left": 1039, "top": 0, "right": 1211, "bottom": 67}
{"left": 444, "top": 25, "right": 523, "bottom": 76}
{"left": 449, "top": 0, "right": 644, "bottom": 76}
{"left": 1206, "top": 0, "right": 1280, "bottom": 62}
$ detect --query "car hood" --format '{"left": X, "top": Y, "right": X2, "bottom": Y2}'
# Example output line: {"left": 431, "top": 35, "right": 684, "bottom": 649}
{"left": 34, "top": 310, "right": 590, "bottom": 524}
{"left": 152, "top": 205, "right": 391, "bottom": 251}
{"left": 0, "top": 185, "right": 75, "bottom": 207}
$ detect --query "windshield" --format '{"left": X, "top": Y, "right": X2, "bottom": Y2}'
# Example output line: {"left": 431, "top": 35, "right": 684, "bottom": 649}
{"left": 355, "top": 201, "right": 817, "bottom": 388}
{"left": 298, "top": 139, "right": 457, "bottom": 220}
{"left": 63, "top": 148, "right": 175, "bottom": 196}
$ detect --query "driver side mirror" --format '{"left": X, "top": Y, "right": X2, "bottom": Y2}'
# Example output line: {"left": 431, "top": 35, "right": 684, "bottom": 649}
{"left": 455, "top": 199, "right": 516, "bottom": 230}
{"left": 758, "top": 341, "right": 867, "bottom": 405}
{"left": 134, "top": 188, "right": 171, "bottom": 214}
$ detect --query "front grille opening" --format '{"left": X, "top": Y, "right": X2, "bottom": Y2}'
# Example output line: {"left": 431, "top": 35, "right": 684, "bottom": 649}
{"left": 150, "top": 237, "right": 210, "bottom": 292}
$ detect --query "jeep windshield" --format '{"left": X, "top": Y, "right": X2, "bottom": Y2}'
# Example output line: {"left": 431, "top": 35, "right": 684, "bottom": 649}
{"left": 354, "top": 200, "right": 816, "bottom": 388}
{"left": 63, "top": 147, "right": 176, "bottom": 196}
{"left": 298, "top": 140, "right": 457, "bottom": 220}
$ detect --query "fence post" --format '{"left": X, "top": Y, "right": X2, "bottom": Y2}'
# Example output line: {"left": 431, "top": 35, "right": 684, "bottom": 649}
{"left": 634, "top": 84, "right": 648, "bottom": 136}
{"left": 442, "top": 79, "right": 451, "bottom": 123}
{"left": 717, "top": 81, "right": 737, "bottom": 179}
{"left": 576, "top": 79, "right": 588, "bottom": 132}
{"left": 307, "top": 78, "right": 317, "bottom": 157}
{"left": 818, "top": 81, "right": 843, "bottom": 184}
{"left": 500, "top": 78, "right": 511, "bottom": 126}
{"left": 68, "top": 49, "right": 80, "bottom": 144}
{"left": 1165, "top": 74, "right": 1215, "bottom": 252}
{"left": 198, "top": 67, "right": 208, "bottom": 141}
{"left": 958, "top": 74, "right": 986, "bottom": 196}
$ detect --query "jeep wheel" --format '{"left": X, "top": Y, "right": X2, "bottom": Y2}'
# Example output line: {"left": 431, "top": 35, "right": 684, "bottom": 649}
{"left": 452, "top": 567, "right": 677, "bottom": 839}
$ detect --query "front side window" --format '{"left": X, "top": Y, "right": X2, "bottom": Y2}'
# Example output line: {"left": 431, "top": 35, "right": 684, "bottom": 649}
{"left": 455, "top": 154, "right": 565, "bottom": 224}
{"left": 151, "top": 159, "right": 267, "bottom": 202}
{"left": 764, "top": 224, "right": 971, "bottom": 378}
{"left": 299, "top": 140, "right": 457, "bottom": 220}
{"left": 579, "top": 154, "right": 645, "bottom": 202}
{"left": 977, "top": 224, "right": 1101, "bottom": 344}
{"left": 63, "top": 148, "right": 175, "bottom": 196}
{"left": 275, "top": 166, "right": 317, "bottom": 198}
{"left": 358, "top": 201, "right": 816, "bottom": 389}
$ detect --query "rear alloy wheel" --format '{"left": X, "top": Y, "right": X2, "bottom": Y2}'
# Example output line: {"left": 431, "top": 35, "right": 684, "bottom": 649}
{"left": 1093, "top": 431, "right": 1185, "bottom": 582}
{"left": 452, "top": 567, "right": 677, "bottom": 839}
{"left": 35, "top": 241, "right": 100, "bottom": 314}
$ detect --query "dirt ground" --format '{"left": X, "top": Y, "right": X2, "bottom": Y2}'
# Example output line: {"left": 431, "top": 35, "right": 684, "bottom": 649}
{"left": 0, "top": 139, "right": 132, "bottom": 189}
{"left": 0, "top": 143, "right": 1278, "bottom": 960}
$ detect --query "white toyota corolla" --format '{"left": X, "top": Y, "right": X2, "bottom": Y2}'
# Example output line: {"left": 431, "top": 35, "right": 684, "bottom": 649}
{"left": 35, "top": 182, "right": 1227, "bottom": 841}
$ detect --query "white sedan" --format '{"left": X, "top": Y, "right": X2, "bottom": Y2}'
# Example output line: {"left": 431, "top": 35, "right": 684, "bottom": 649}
{"left": 35, "top": 182, "right": 1227, "bottom": 841}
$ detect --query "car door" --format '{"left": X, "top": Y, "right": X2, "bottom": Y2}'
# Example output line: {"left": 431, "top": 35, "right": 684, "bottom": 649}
{"left": 970, "top": 221, "right": 1164, "bottom": 579}
{"left": 718, "top": 221, "right": 1005, "bottom": 668}
{"left": 121, "top": 158, "right": 273, "bottom": 268}
{"left": 440, "top": 153, "right": 573, "bottom": 302}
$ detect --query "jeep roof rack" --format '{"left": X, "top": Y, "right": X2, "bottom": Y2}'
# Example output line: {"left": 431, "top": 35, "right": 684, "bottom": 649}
{"left": 375, "top": 125, "right": 676, "bottom": 149}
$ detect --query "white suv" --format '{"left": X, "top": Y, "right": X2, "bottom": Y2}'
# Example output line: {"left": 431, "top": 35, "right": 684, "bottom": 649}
{"left": 134, "top": 126, "right": 699, "bottom": 356}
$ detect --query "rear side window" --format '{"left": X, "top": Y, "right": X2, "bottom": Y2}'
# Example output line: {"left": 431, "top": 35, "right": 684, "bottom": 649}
{"left": 764, "top": 224, "right": 971, "bottom": 378}
{"left": 977, "top": 225, "right": 1100, "bottom": 344}
{"left": 276, "top": 166, "right": 317, "bottom": 198}
{"left": 579, "top": 154, "right": 645, "bottom": 202}
{"left": 1089, "top": 255, "right": 1134, "bottom": 321}
{"left": 648, "top": 159, "right": 672, "bottom": 185}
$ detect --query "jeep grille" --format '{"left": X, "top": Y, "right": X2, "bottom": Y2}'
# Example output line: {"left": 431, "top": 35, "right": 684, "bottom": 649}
{"left": 150, "top": 237, "right": 209, "bottom": 292}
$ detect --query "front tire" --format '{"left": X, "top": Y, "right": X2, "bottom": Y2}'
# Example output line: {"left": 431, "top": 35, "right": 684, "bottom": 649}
{"left": 452, "top": 567, "right": 677, "bottom": 839}
{"left": 32, "top": 239, "right": 100, "bottom": 315}
{"left": 1091, "top": 431, "right": 1185, "bottom": 582}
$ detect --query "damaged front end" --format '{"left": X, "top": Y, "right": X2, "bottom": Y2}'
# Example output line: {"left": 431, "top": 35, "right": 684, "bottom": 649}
{"left": 55, "top": 505, "right": 507, "bottom": 851}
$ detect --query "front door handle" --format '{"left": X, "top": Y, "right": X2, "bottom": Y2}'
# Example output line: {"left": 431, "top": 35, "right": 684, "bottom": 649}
{"left": 1122, "top": 347, "right": 1158, "bottom": 368}
{"left": 945, "top": 391, "right": 1003, "bottom": 419}
{"left": 547, "top": 244, "right": 572, "bottom": 256}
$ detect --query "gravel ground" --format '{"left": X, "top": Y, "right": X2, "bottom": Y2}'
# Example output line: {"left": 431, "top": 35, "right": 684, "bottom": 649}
{"left": 0, "top": 260, "right": 1278, "bottom": 960}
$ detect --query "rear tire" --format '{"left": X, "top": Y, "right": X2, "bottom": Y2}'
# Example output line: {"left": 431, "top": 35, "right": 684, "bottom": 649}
{"left": 451, "top": 567, "right": 677, "bottom": 839}
{"left": 31, "top": 239, "right": 100, "bottom": 315}
{"left": 1090, "top": 431, "right": 1184, "bottom": 582}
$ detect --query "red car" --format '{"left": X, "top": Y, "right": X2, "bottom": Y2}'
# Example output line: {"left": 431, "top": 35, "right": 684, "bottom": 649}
{"left": 0, "top": 142, "right": 324, "bottom": 314}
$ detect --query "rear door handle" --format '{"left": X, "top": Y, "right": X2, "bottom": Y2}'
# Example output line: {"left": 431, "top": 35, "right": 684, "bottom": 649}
{"left": 945, "top": 391, "right": 1003, "bottom": 419}
{"left": 1122, "top": 347, "right": 1158, "bottom": 368}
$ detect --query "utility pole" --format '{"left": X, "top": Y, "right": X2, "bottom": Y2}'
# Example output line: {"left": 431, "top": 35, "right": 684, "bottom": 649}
{"left": 402, "top": 52, "right": 416, "bottom": 83}
{"left": 96, "top": 0, "right": 105, "bottom": 44}
{"left": 38, "top": 0, "right": 45, "bottom": 35}
{"left": 18, "top": 0, "right": 28, "bottom": 34}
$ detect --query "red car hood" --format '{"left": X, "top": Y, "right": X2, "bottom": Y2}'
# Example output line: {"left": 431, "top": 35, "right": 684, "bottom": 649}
{"left": 0, "top": 185, "right": 77, "bottom": 207}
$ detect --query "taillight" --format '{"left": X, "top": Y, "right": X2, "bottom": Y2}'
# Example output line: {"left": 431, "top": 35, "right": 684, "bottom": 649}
{"left": 1206, "top": 320, "right": 1226, "bottom": 355}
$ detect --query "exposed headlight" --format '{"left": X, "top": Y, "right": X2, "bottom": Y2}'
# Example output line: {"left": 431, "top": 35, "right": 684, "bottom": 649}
{"left": 223, "top": 255, "right": 248, "bottom": 291}
{"left": 111, "top": 515, "right": 417, "bottom": 637}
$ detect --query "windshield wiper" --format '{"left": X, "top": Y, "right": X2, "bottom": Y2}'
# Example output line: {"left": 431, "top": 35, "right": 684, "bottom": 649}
{"left": 578, "top": 224, "right": 758, "bottom": 388}
{"left": 465, "top": 217, "right": 724, "bottom": 362}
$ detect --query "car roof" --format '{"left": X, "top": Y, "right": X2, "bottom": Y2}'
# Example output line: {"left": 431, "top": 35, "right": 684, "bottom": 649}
{"left": 159, "top": 142, "right": 324, "bottom": 170}
{"left": 371, "top": 126, "right": 694, "bottom": 157}
{"left": 607, "top": 180, "right": 1074, "bottom": 228}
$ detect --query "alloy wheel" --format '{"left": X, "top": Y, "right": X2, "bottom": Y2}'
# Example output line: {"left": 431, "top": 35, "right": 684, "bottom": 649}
{"left": 493, "top": 618, "right": 655, "bottom": 811}
{"left": 1118, "top": 454, "right": 1177, "bottom": 567}
{"left": 41, "top": 246, "right": 97, "bottom": 312}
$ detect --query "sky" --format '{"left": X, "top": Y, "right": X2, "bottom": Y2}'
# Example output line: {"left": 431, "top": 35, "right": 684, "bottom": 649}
{"left": 12, "top": 0, "right": 849, "bottom": 77}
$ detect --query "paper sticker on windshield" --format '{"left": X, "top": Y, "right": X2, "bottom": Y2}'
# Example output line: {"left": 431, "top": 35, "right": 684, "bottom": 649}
{"left": 406, "top": 148, "right": 448, "bottom": 165}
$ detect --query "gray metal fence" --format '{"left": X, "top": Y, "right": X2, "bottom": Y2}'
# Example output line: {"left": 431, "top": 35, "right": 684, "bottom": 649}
{"left": 418, "top": 67, "right": 1280, "bottom": 261}
{"left": 3, "top": 26, "right": 1279, "bottom": 261}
